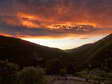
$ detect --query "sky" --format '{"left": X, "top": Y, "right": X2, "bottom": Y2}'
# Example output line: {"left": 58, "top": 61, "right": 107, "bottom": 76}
{"left": 0, "top": 0, "right": 112, "bottom": 49}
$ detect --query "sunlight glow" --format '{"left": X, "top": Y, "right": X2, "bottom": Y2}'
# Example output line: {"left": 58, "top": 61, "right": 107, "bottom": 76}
{"left": 22, "top": 35, "right": 106, "bottom": 50}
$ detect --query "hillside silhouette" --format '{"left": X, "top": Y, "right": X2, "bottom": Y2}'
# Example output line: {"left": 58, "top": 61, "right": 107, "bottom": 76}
{"left": 68, "top": 34, "right": 112, "bottom": 71}
{"left": 0, "top": 34, "right": 112, "bottom": 73}
{"left": 0, "top": 36, "right": 67, "bottom": 68}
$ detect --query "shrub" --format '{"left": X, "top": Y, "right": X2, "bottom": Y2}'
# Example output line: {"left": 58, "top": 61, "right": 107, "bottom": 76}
{"left": 0, "top": 61, "right": 19, "bottom": 84}
{"left": 17, "top": 67, "right": 46, "bottom": 84}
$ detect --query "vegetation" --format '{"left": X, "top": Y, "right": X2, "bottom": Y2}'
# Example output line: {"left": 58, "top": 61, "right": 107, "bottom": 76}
{"left": 0, "top": 60, "right": 19, "bottom": 84}
{"left": 0, "top": 60, "right": 46, "bottom": 84}
{"left": 76, "top": 68, "right": 112, "bottom": 84}
{"left": 17, "top": 67, "right": 46, "bottom": 84}
{"left": 0, "top": 34, "right": 112, "bottom": 83}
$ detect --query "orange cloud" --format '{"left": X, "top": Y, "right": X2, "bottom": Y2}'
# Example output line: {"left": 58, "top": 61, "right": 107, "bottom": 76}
{"left": 7, "top": 12, "right": 97, "bottom": 29}
{"left": 0, "top": 0, "right": 112, "bottom": 40}
{"left": 20, "top": 20, "right": 40, "bottom": 28}
{"left": 17, "top": 12, "right": 37, "bottom": 20}
{"left": 0, "top": 33, "right": 12, "bottom": 37}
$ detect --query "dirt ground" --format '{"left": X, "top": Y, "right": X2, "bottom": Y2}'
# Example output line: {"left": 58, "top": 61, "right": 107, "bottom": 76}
{"left": 50, "top": 80, "right": 93, "bottom": 84}
{"left": 46, "top": 76, "right": 95, "bottom": 84}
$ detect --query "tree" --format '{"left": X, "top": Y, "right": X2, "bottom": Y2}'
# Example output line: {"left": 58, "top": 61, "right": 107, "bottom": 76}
{"left": 17, "top": 67, "right": 46, "bottom": 84}
{"left": 0, "top": 60, "right": 19, "bottom": 84}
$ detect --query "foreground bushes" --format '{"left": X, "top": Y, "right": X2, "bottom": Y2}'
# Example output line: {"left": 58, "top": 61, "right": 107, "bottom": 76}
{"left": 0, "top": 61, "right": 46, "bottom": 84}
{"left": 76, "top": 68, "right": 112, "bottom": 84}
{"left": 17, "top": 67, "right": 46, "bottom": 84}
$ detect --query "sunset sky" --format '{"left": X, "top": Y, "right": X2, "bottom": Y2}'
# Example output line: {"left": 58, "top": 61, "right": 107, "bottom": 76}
{"left": 0, "top": 0, "right": 112, "bottom": 49}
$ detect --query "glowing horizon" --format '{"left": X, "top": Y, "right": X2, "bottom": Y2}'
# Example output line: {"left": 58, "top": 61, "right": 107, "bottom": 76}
{"left": 22, "top": 35, "right": 107, "bottom": 50}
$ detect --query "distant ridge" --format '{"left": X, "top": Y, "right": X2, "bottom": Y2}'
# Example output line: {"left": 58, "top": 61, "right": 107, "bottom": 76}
{"left": 67, "top": 34, "right": 112, "bottom": 71}
{"left": 0, "top": 35, "right": 66, "bottom": 67}
{"left": 0, "top": 34, "right": 112, "bottom": 72}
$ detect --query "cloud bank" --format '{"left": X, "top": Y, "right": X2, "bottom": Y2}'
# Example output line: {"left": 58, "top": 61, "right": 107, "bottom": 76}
{"left": 0, "top": 0, "right": 112, "bottom": 38}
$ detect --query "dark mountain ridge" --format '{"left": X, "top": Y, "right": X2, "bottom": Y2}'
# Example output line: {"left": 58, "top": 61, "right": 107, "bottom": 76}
{"left": 0, "top": 35, "right": 66, "bottom": 67}
{"left": 0, "top": 34, "right": 112, "bottom": 73}
{"left": 67, "top": 34, "right": 112, "bottom": 71}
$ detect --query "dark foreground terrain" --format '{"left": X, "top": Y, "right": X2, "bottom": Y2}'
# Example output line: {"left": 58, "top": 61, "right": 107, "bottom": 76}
{"left": 0, "top": 34, "right": 112, "bottom": 84}
{"left": 47, "top": 76, "right": 112, "bottom": 84}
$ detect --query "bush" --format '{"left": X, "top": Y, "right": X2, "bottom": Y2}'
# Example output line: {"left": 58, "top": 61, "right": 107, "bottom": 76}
{"left": 17, "top": 67, "right": 46, "bottom": 84}
{"left": 0, "top": 61, "right": 19, "bottom": 84}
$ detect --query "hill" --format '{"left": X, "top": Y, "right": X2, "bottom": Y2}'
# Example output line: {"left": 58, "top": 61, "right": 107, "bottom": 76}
{"left": 0, "top": 34, "right": 112, "bottom": 74}
{"left": 67, "top": 34, "right": 112, "bottom": 71}
{"left": 0, "top": 35, "right": 67, "bottom": 68}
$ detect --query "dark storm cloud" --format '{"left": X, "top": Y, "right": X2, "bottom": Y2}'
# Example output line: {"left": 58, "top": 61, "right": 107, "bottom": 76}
{"left": 0, "top": 0, "right": 112, "bottom": 37}
{"left": 0, "top": 22, "right": 102, "bottom": 38}
{"left": 0, "top": 0, "right": 112, "bottom": 22}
